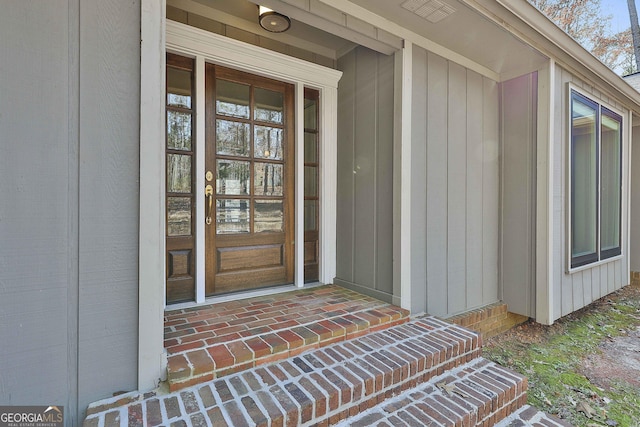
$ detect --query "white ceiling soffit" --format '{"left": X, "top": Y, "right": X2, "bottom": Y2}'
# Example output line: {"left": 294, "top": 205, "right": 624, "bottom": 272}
{"left": 342, "top": 0, "right": 548, "bottom": 81}
{"left": 168, "top": 0, "right": 348, "bottom": 59}
{"left": 248, "top": 0, "right": 404, "bottom": 56}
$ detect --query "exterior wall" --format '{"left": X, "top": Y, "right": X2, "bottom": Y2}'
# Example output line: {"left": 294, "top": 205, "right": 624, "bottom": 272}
{"left": 77, "top": 0, "right": 141, "bottom": 414}
{"left": 500, "top": 73, "right": 537, "bottom": 318}
{"left": 550, "top": 64, "right": 630, "bottom": 321}
{"left": 629, "top": 126, "right": 640, "bottom": 278}
{"left": 0, "top": 0, "right": 77, "bottom": 413}
{"left": 335, "top": 46, "right": 395, "bottom": 303}
{"left": 409, "top": 45, "right": 500, "bottom": 317}
{"left": 0, "top": 0, "right": 140, "bottom": 422}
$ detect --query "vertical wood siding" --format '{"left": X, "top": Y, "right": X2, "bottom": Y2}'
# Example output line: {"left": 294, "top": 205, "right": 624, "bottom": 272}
{"left": 411, "top": 46, "right": 500, "bottom": 317}
{"left": 501, "top": 74, "right": 537, "bottom": 317}
{"left": 0, "top": 0, "right": 141, "bottom": 421}
{"left": 77, "top": 0, "right": 141, "bottom": 414}
{"left": 335, "top": 47, "right": 395, "bottom": 302}
{"left": 0, "top": 0, "right": 75, "bottom": 411}
{"left": 551, "top": 64, "right": 629, "bottom": 321}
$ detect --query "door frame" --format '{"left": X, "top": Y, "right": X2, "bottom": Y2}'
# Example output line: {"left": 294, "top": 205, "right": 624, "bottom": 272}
{"left": 165, "top": 20, "right": 342, "bottom": 302}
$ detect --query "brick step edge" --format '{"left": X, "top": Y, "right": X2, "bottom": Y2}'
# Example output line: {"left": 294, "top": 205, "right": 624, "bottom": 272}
{"left": 338, "top": 357, "right": 527, "bottom": 427}
{"left": 494, "top": 405, "right": 575, "bottom": 427}
{"left": 83, "top": 316, "right": 482, "bottom": 427}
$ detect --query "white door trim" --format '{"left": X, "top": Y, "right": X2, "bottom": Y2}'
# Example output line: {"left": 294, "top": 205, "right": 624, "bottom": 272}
{"left": 166, "top": 19, "right": 342, "bottom": 296}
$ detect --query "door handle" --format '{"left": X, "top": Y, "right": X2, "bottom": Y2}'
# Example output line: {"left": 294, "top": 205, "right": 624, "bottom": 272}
{"left": 205, "top": 184, "right": 213, "bottom": 225}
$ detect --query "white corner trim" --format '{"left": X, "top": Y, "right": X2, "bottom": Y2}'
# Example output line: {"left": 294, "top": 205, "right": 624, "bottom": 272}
{"left": 295, "top": 83, "right": 305, "bottom": 287}
{"left": 535, "top": 59, "right": 554, "bottom": 325}
{"left": 139, "top": 0, "right": 166, "bottom": 391}
{"left": 398, "top": 42, "right": 413, "bottom": 311}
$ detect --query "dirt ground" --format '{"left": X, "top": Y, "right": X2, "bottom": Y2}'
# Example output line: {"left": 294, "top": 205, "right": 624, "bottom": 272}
{"left": 483, "top": 284, "right": 640, "bottom": 427}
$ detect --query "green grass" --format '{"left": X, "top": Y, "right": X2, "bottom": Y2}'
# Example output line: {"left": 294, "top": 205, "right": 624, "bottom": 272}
{"left": 483, "top": 290, "right": 640, "bottom": 427}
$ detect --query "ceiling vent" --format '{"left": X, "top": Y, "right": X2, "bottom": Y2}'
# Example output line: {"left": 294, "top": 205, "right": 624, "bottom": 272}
{"left": 401, "top": 0, "right": 456, "bottom": 23}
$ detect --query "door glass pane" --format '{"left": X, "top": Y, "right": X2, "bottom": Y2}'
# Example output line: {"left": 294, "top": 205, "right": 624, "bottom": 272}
{"left": 168, "top": 197, "right": 191, "bottom": 236}
{"left": 304, "top": 166, "right": 317, "bottom": 197}
{"left": 255, "top": 163, "right": 283, "bottom": 196}
{"left": 255, "top": 126, "right": 283, "bottom": 160}
{"left": 255, "top": 88, "right": 283, "bottom": 124}
{"left": 571, "top": 94, "right": 597, "bottom": 261}
{"left": 216, "top": 199, "right": 250, "bottom": 234}
{"left": 601, "top": 110, "right": 622, "bottom": 253}
{"left": 216, "top": 80, "right": 250, "bottom": 119}
{"left": 216, "top": 160, "right": 250, "bottom": 195}
{"left": 304, "top": 97, "right": 317, "bottom": 129}
{"left": 255, "top": 199, "right": 283, "bottom": 233}
{"left": 304, "top": 132, "right": 317, "bottom": 163}
{"left": 216, "top": 120, "right": 250, "bottom": 157}
{"left": 167, "top": 111, "right": 192, "bottom": 150}
{"left": 304, "top": 200, "right": 317, "bottom": 231}
{"left": 167, "top": 154, "right": 191, "bottom": 193}
{"left": 167, "top": 67, "right": 192, "bottom": 108}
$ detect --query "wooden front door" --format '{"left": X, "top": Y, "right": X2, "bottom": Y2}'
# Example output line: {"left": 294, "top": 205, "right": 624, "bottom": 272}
{"left": 205, "top": 65, "right": 294, "bottom": 295}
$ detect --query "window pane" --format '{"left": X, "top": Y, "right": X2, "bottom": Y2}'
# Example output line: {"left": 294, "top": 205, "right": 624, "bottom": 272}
{"left": 168, "top": 197, "right": 191, "bottom": 236}
{"left": 216, "top": 160, "right": 250, "bottom": 195}
{"left": 255, "top": 125, "right": 283, "bottom": 160}
{"left": 167, "top": 111, "right": 192, "bottom": 150}
{"left": 216, "top": 199, "right": 249, "bottom": 234}
{"left": 255, "top": 88, "right": 283, "bottom": 124}
{"left": 304, "top": 132, "right": 317, "bottom": 163}
{"left": 571, "top": 94, "right": 598, "bottom": 263}
{"left": 304, "top": 97, "right": 317, "bottom": 129}
{"left": 304, "top": 200, "right": 317, "bottom": 231}
{"left": 304, "top": 166, "right": 317, "bottom": 197}
{"left": 255, "top": 162, "right": 283, "bottom": 196}
{"left": 167, "top": 154, "right": 191, "bottom": 193}
{"left": 216, "top": 79, "right": 250, "bottom": 119}
{"left": 167, "top": 67, "right": 192, "bottom": 108}
{"left": 601, "top": 109, "right": 622, "bottom": 255}
{"left": 216, "top": 119, "right": 250, "bottom": 157}
{"left": 255, "top": 199, "right": 283, "bottom": 233}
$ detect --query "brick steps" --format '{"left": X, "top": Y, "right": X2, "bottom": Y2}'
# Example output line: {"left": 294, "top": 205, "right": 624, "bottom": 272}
{"left": 495, "top": 405, "right": 573, "bottom": 427}
{"left": 165, "top": 286, "right": 410, "bottom": 391}
{"left": 337, "top": 357, "right": 527, "bottom": 426}
{"left": 85, "top": 316, "right": 533, "bottom": 426}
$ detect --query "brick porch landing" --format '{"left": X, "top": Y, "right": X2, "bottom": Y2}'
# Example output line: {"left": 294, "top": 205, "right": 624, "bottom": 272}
{"left": 165, "top": 285, "right": 410, "bottom": 391}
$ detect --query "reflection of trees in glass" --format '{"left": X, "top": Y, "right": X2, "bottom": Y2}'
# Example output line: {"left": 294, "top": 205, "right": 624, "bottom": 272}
{"left": 167, "top": 111, "right": 192, "bottom": 150}
{"left": 255, "top": 163, "right": 283, "bottom": 196}
{"left": 255, "top": 126, "right": 283, "bottom": 160}
{"left": 167, "top": 154, "right": 191, "bottom": 193}
{"left": 216, "top": 100, "right": 250, "bottom": 118}
{"left": 217, "top": 161, "right": 250, "bottom": 195}
{"left": 216, "top": 120, "right": 250, "bottom": 156}
{"left": 167, "top": 197, "right": 191, "bottom": 236}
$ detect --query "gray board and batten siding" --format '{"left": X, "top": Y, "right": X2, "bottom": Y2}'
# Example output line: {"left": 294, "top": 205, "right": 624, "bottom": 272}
{"left": 0, "top": 0, "right": 141, "bottom": 424}
{"left": 550, "top": 65, "right": 629, "bottom": 321}
{"left": 500, "top": 73, "right": 538, "bottom": 319}
{"left": 335, "top": 46, "right": 396, "bottom": 304}
{"left": 409, "top": 45, "right": 500, "bottom": 318}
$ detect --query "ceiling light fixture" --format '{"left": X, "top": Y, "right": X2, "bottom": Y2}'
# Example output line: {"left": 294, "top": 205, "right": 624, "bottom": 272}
{"left": 258, "top": 6, "right": 291, "bottom": 33}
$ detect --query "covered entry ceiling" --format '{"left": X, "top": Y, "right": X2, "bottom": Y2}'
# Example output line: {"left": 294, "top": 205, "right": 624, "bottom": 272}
{"left": 168, "top": 0, "right": 548, "bottom": 80}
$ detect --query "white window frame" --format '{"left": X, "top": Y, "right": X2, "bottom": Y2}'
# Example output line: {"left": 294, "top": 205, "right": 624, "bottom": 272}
{"left": 567, "top": 84, "right": 624, "bottom": 273}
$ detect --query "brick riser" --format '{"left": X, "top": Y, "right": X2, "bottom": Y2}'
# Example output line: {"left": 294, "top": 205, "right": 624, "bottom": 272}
{"left": 85, "top": 317, "right": 531, "bottom": 427}
{"left": 342, "top": 358, "right": 527, "bottom": 426}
